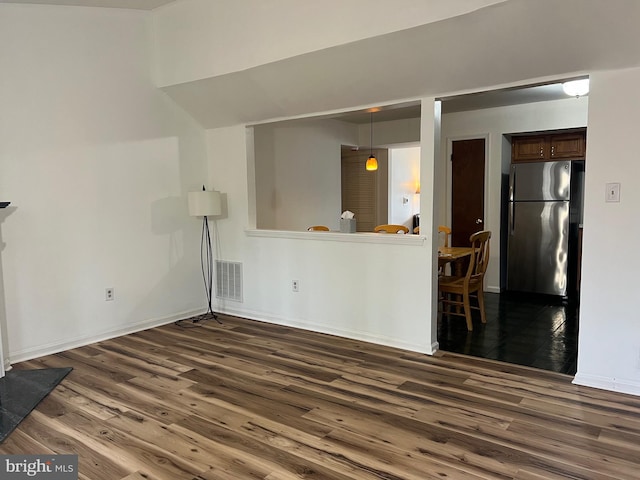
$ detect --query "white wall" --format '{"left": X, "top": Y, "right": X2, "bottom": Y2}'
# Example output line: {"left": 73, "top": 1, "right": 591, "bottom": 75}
{"left": 358, "top": 118, "right": 422, "bottom": 148}
{"left": 253, "top": 116, "right": 423, "bottom": 232}
{"left": 389, "top": 146, "right": 421, "bottom": 229}
{"left": 440, "top": 97, "right": 589, "bottom": 291}
{"left": 253, "top": 118, "right": 358, "bottom": 231}
{"left": 574, "top": 67, "right": 640, "bottom": 395}
{"left": 0, "top": 5, "right": 208, "bottom": 362}
{"left": 152, "top": 0, "right": 506, "bottom": 87}
{"left": 207, "top": 110, "right": 437, "bottom": 354}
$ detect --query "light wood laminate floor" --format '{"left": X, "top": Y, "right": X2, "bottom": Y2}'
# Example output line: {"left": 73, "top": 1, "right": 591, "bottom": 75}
{"left": 1, "top": 314, "right": 639, "bottom": 479}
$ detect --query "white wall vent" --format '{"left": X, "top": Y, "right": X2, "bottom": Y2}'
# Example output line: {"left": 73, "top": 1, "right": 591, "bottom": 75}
{"left": 215, "top": 260, "right": 243, "bottom": 302}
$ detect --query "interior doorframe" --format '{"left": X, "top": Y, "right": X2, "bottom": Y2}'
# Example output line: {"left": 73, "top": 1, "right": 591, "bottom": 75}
{"left": 444, "top": 134, "right": 492, "bottom": 283}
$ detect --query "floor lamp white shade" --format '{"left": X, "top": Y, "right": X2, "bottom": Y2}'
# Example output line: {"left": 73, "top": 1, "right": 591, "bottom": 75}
{"left": 188, "top": 190, "right": 222, "bottom": 217}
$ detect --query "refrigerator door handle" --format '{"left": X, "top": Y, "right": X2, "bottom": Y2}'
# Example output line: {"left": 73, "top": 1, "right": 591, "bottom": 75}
{"left": 509, "top": 202, "right": 515, "bottom": 236}
{"left": 509, "top": 165, "right": 516, "bottom": 201}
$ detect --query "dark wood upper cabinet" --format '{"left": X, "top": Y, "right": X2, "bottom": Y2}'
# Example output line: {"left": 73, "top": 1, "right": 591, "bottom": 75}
{"left": 512, "top": 130, "right": 586, "bottom": 162}
{"left": 512, "top": 136, "right": 548, "bottom": 161}
{"left": 550, "top": 133, "right": 586, "bottom": 159}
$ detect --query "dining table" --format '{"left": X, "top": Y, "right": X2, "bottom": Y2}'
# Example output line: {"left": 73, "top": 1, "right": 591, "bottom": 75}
{"left": 438, "top": 246, "right": 473, "bottom": 276}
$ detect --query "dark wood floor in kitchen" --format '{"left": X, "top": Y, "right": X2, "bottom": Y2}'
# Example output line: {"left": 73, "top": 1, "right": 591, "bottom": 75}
{"left": 438, "top": 292, "right": 579, "bottom": 375}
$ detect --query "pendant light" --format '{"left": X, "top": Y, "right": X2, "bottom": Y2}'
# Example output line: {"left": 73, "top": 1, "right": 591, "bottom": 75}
{"left": 365, "top": 112, "right": 378, "bottom": 171}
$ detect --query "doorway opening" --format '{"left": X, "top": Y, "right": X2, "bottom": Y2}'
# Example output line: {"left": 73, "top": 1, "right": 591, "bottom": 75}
{"left": 341, "top": 146, "right": 388, "bottom": 232}
{"left": 441, "top": 133, "right": 580, "bottom": 374}
{"left": 437, "top": 79, "right": 588, "bottom": 375}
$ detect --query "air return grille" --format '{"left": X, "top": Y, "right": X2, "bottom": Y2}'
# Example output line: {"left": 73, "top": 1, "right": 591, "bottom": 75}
{"left": 215, "top": 260, "right": 243, "bottom": 302}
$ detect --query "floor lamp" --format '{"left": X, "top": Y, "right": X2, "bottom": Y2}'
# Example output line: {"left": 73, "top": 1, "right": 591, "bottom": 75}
{"left": 188, "top": 187, "right": 222, "bottom": 323}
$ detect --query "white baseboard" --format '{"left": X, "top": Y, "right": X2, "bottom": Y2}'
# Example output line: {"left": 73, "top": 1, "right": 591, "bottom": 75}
{"left": 10, "top": 304, "right": 438, "bottom": 365}
{"left": 9, "top": 308, "right": 205, "bottom": 365}
{"left": 218, "top": 305, "right": 437, "bottom": 355}
{"left": 573, "top": 372, "right": 640, "bottom": 397}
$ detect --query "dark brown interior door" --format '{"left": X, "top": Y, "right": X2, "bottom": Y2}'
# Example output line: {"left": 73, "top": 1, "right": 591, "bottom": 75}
{"left": 451, "top": 139, "right": 485, "bottom": 247}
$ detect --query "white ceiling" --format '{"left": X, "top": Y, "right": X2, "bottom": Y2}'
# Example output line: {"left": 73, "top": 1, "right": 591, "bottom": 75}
{"left": 441, "top": 82, "right": 580, "bottom": 114}
{"left": 2, "top": 0, "right": 633, "bottom": 128}
{"left": 0, "top": 0, "right": 174, "bottom": 9}
{"left": 163, "top": 0, "right": 631, "bottom": 129}
{"left": 332, "top": 81, "right": 586, "bottom": 124}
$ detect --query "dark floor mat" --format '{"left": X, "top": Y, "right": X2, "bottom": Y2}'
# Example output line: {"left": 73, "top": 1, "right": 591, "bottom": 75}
{"left": 0, "top": 367, "right": 72, "bottom": 443}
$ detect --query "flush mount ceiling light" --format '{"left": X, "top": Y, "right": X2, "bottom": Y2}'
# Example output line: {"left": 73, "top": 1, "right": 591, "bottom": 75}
{"left": 562, "top": 79, "right": 589, "bottom": 97}
{"left": 365, "top": 112, "right": 378, "bottom": 171}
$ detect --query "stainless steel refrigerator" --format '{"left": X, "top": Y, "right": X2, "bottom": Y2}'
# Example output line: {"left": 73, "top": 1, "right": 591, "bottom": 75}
{"left": 506, "top": 160, "right": 579, "bottom": 296}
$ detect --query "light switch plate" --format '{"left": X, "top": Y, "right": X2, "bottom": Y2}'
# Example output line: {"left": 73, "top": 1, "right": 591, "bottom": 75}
{"left": 605, "top": 182, "right": 621, "bottom": 202}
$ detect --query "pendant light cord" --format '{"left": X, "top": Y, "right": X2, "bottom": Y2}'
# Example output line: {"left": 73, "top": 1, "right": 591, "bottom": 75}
{"left": 370, "top": 112, "right": 373, "bottom": 156}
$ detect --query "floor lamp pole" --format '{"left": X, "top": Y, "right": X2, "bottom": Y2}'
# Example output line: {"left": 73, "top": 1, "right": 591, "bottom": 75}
{"left": 187, "top": 187, "right": 223, "bottom": 325}
{"left": 200, "top": 215, "right": 221, "bottom": 323}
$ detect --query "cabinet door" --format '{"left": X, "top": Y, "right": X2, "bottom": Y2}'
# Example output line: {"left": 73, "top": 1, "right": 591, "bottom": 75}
{"left": 512, "top": 136, "right": 548, "bottom": 162}
{"left": 550, "top": 133, "right": 586, "bottom": 159}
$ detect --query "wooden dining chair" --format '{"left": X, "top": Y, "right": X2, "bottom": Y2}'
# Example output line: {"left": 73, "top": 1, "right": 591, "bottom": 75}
{"left": 438, "top": 230, "right": 491, "bottom": 331}
{"left": 307, "top": 225, "right": 330, "bottom": 231}
{"left": 438, "top": 225, "right": 452, "bottom": 247}
{"left": 374, "top": 224, "right": 409, "bottom": 234}
{"left": 437, "top": 225, "right": 452, "bottom": 274}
